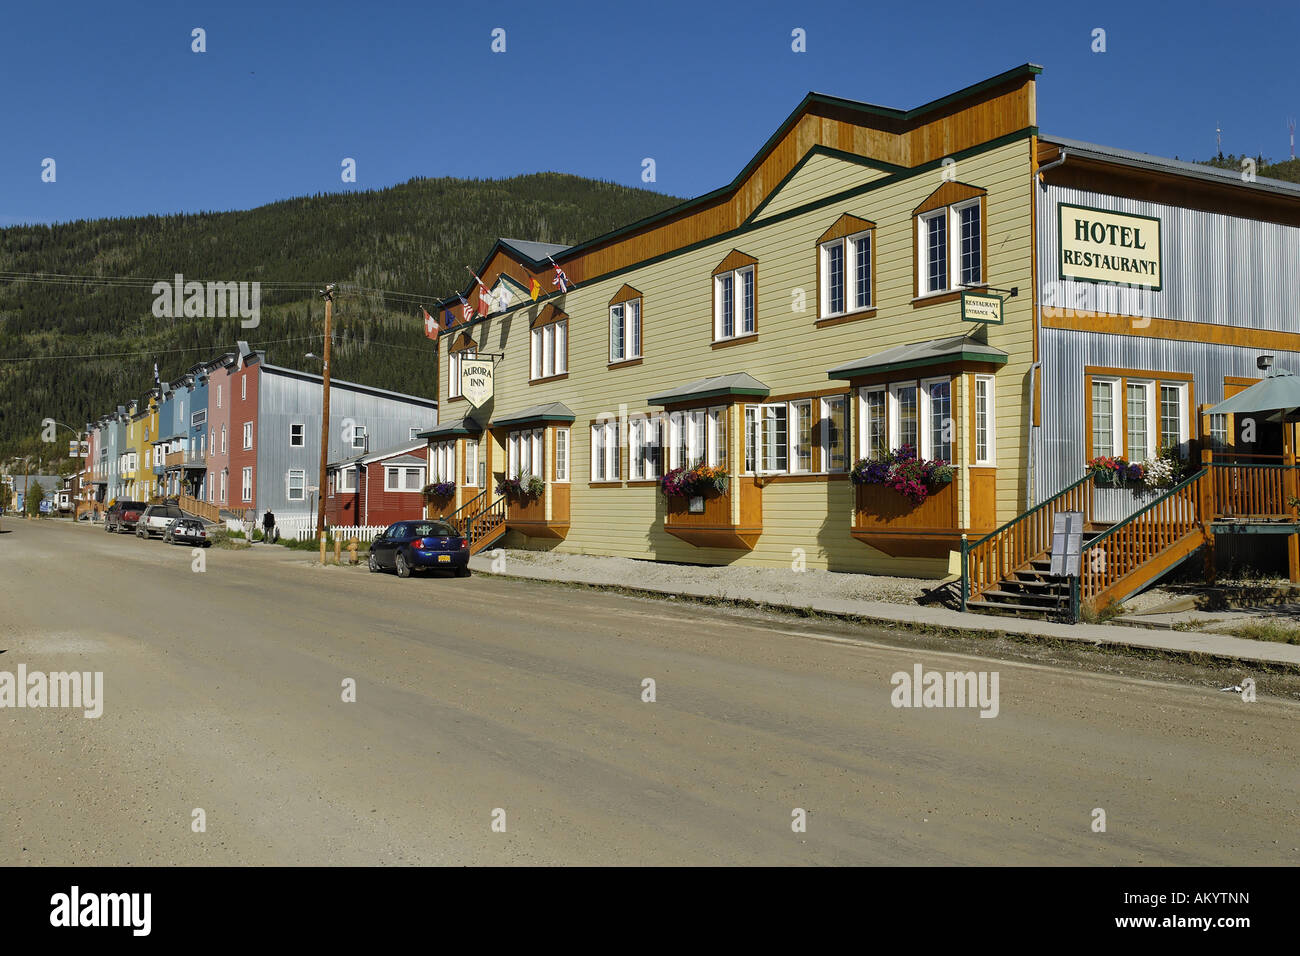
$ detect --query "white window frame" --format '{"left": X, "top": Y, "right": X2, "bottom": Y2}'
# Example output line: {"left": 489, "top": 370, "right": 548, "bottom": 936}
{"left": 1159, "top": 382, "right": 1189, "bottom": 455}
{"left": 713, "top": 266, "right": 755, "bottom": 342}
{"left": 888, "top": 382, "right": 920, "bottom": 455}
{"left": 241, "top": 466, "right": 252, "bottom": 503}
{"left": 289, "top": 423, "right": 305, "bottom": 448}
{"left": 821, "top": 394, "right": 849, "bottom": 473}
{"left": 609, "top": 299, "right": 642, "bottom": 363}
{"left": 409, "top": 427, "right": 421, "bottom": 440}
{"left": 1125, "top": 379, "right": 1156, "bottom": 464}
{"left": 530, "top": 321, "right": 568, "bottom": 380}
{"left": 351, "top": 425, "right": 367, "bottom": 451}
{"left": 590, "top": 420, "right": 620, "bottom": 482}
{"left": 1090, "top": 377, "right": 1122, "bottom": 460}
{"left": 335, "top": 466, "right": 356, "bottom": 493}
{"left": 974, "top": 375, "right": 996, "bottom": 466}
{"left": 819, "top": 230, "right": 873, "bottom": 317}
{"left": 464, "top": 440, "right": 478, "bottom": 486}
{"left": 216, "top": 385, "right": 222, "bottom": 409}
{"left": 432, "top": 441, "right": 456, "bottom": 484}
{"left": 450, "top": 348, "right": 476, "bottom": 398}
{"left": 916, "top": 198, "right": 983, "bottom": 296}
{"left": 386, "top": 464, "right": 426, "bottom": 492}
{"left": 554, "top": 428, "right": 569, "bottom": 483}
{"left": 286, "top": 469, "right": 306, "bottom": 501}
{"left": 242, "top": 421, "right": 253, "bottom": 450}
{"left": 919, "top": 376, "right": 953, "bottom": 463}
{"left": 241, "top": 376, "right": 247, "bottom": 401}
{"left": 220, "top": 470, "right": 227, "bottom": 504}
{"left": 788, "top": 398, "right": 813, "bottom": 474}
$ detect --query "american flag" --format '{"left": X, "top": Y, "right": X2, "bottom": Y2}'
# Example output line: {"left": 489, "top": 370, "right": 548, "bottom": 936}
{"left": 459, "top": 293, "right": 472, "bottom": 322}
{"left": 551, "top": 261, "right": 569, "bottom": 293}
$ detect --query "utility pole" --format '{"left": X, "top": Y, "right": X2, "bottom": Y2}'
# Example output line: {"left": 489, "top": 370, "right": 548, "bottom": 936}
{"left": 316, "top": 284, "right": 336, "bottom": 542}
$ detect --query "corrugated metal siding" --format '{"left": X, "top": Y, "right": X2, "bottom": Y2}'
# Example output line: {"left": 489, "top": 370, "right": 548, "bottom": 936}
{"left": 256, "top": 370, "right": 436, "bottom": 520}
{"left": 1037, "top": 184, "right": 1300, "bottom": 332}
{"left": 1036, "top": 327, "right": 1300, "bottom": 503}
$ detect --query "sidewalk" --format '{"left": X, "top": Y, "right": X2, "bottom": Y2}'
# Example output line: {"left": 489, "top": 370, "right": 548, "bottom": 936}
{"left": 468, "top": 550, "right": 1300, "bottom": 669}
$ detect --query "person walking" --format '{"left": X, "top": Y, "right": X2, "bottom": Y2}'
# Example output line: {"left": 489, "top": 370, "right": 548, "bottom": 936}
{"left": 262, "top": 508, "right": 276, "bottom": 544}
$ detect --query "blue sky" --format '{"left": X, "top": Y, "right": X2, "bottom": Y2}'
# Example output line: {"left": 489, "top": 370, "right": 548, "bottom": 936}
{"left": 1, "top": 0, "right": 1294, "bottom": 227}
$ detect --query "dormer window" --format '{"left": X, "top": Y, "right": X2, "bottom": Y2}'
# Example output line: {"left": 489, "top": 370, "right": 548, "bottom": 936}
{"left": 913, "top": 183, "right": 986, "bottom": 298}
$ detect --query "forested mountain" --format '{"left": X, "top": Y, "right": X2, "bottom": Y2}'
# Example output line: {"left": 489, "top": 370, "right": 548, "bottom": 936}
{"left": 0, "top": 174, "right": 681, "bottom": 468}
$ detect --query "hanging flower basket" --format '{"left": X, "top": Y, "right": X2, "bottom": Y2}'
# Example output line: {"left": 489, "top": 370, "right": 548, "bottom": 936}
{"left": 1087, "top": 456, "right": 1145, "bottom": 488}
{"left": 849, "top": 445, "right": 952, "bottom": 504}
{"left": 660, "top": 464, "right": 728, "bottom": 499}
{"left": 423, "top": 481, "right": 456, "bottom": 499}
{"left": 495, "top": 474, "right": 544, "bottom": 499}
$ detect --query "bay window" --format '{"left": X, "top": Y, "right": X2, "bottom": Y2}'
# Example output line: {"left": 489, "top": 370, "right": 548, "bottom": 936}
{"left": 666, "top": 407, "right": 727, "bottom": 471}
{"left": 858, "top": 377, "right": 960, "bottom": 464}
{"left": 554, "top": 428, "right": 569, "bottom": 482}
{"left": 509, "top": 428, "right": 545, "bottom": 480}
{"left": 464, "top": 440, "right": 478, "bottom": 487}
{"left": 974, "top": 375, "right": 996, "bottom": 465}
{"left": 432, "top": 440, "right": 456, "bottom": 483}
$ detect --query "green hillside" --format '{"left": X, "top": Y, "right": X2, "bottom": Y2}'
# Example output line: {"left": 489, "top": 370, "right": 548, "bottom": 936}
{"left": 0, "top": 174, "right": 682, "bottom": 469}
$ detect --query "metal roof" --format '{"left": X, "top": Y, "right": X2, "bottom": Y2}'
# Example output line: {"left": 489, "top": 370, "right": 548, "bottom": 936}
{"left": 258, "top": 362, "right": 437, "bottom": 407}
{"left": 492, "top": 402, "right": 576, "bottom": 427}
{"left": 327, "top": 439, "right": 427, "bottom": 470}
{"left": 499, "top": 238, "right": 571, "bottom": 262}
{"left": 1041, "top": 135, "right": 1300, "bottom": 202}
{"left": 417, "top": 415, "right": 485, "bottom": 439}
{"left": 647, "top": 372, "right": 770, "bottom": 407}
{"left": 828, "top": 335, "right": 1009, "bottom": 380}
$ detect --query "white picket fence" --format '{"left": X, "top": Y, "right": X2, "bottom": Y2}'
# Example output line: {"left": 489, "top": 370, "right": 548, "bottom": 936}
{"left": 223, "top": 516, "right": 389, "bottom": 543}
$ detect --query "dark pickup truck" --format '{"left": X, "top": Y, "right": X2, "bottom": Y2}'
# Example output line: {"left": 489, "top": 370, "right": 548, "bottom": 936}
{"left": 105, "top": 500, "right": 148, "bottom": 534}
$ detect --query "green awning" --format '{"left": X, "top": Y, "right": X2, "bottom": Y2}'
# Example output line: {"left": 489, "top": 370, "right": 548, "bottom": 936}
{"left": 647, "top": 372, "right": 769, "bottom": 407}
{"left": 492, "top": 402, "right": 576, "bottom": 427}
{"left": 1208, "top": 370, "right": 1300, "bottom": 422}
{"left": 417, "top": 416, "right": 485, "bottom": 439}
{"left": 827, "top": 334, "right": 1008, "bottom": 380}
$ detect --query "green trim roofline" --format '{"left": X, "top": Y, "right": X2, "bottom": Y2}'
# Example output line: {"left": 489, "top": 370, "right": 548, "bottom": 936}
{"left": 436, "top": 64, "right": 1042, "bottom": 310}
{"left": 433, "top": 127, "right": 1038, "bottom": 344}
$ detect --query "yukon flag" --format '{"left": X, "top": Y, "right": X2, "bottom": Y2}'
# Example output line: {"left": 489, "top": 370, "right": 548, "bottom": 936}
{"left": 422, "top": 306, "right": 439, "bottom": 341}
{"left": 495, "top": 279, "right": 512, "bottom": 312}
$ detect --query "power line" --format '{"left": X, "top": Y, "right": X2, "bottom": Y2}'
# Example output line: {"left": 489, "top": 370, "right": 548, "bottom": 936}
{"left": 0, "top": 335, "right": 334, "bottom": 364}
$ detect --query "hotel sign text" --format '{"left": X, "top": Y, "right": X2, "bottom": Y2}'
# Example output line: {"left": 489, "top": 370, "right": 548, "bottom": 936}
{"left": 1058, "top": 203, "right": 1162, "bottom": 290}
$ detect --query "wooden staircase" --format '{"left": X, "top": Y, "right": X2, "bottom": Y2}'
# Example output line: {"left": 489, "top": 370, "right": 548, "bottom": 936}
{"left": 964, "top": 467, "right": 1215, "bottom": 619}
{"left": 447, "top": 490, "right": 509, "bottom": 555}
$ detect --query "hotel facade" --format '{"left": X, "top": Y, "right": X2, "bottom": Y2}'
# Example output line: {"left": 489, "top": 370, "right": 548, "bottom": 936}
{"left": 420, "top": 65, "right": 1300, "bottom": 608}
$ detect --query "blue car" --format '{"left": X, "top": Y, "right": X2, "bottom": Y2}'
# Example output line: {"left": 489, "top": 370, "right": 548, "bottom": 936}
{"left": 368, "top": 520, "right": 470, "bottom": 578}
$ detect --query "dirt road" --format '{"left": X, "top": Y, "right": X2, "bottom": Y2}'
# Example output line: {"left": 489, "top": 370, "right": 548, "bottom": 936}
{"left": 2, "top": 519, "right": 1295, "bottom": 865}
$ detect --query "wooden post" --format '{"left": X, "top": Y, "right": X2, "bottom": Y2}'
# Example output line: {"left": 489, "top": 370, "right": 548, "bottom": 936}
{"left": 333, "top": 536, "right": 342, "bottom": 566}
{"left": 1199, "top": 448, "right": 1216, "bottom": 582}
{"left": 1284, "top": 423, "right": 1299, "bottom": 584}
{"left": 315, "top": 284, "right": 335, "bottom": 539}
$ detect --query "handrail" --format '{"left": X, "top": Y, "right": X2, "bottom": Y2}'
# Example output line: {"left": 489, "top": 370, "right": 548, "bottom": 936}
{"left": 465, "top": 496, "right": 507, "bottom": 548}
{"left": 445, "top": 488, "right": 488, "bottom": 534}
{"left": 1078, "top": 468, "right": 1207, "bottom": 606}
{"left": 962, "top": 473, "right": 1093, "bottom": 608}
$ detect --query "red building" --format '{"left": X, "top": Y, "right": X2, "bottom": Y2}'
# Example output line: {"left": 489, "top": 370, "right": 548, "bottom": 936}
{"left": 325, "top": 441, "right": 428, "bottom": 528}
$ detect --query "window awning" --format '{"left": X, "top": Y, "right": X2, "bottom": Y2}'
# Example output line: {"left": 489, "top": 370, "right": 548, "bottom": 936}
{"left": 417, "top": 415, "right": 485, "bottom": 439}
{"left": 827, "top": 334, "right": 1008, "bottom": 380}
{"left": 647, "top": 372, "right": 770, "bottom": 407}
{"left": 1208, "top": 370, "right": 1300, "bottom": 422}
{"left": 491, "top": 402, "right": 576, "bottom": 428}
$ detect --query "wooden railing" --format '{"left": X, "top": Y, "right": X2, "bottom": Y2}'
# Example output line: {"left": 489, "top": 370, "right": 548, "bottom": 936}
{"left": 1212, "top": 463, "right": 1298, "bottom": 519}
{"left": 964, "top": 475, "right": 1093, "bottom": 606}
{"left": 1079, "top": 469, "right": 1208, "bottom": 610}
{"left": 465, "top": 495, "right": 507, "bottom": 554}
{"left": 446, "top": 488, "right": 488, "bottom": 535}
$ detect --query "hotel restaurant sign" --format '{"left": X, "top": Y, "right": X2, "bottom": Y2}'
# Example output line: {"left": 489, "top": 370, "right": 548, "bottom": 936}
{"left": 1058, "top": 203, "right": 1162, "bottom": 290}
{"left": 460, "top": 357, "right": 495, "bottom": 408}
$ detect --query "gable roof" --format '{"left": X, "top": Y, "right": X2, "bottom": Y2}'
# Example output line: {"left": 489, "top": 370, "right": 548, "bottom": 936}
{"left": 437, "top": 64, "right": 1042, "bottom": 311}
{"left": 500, "top": 238, "right": 571, "bottom": 261}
